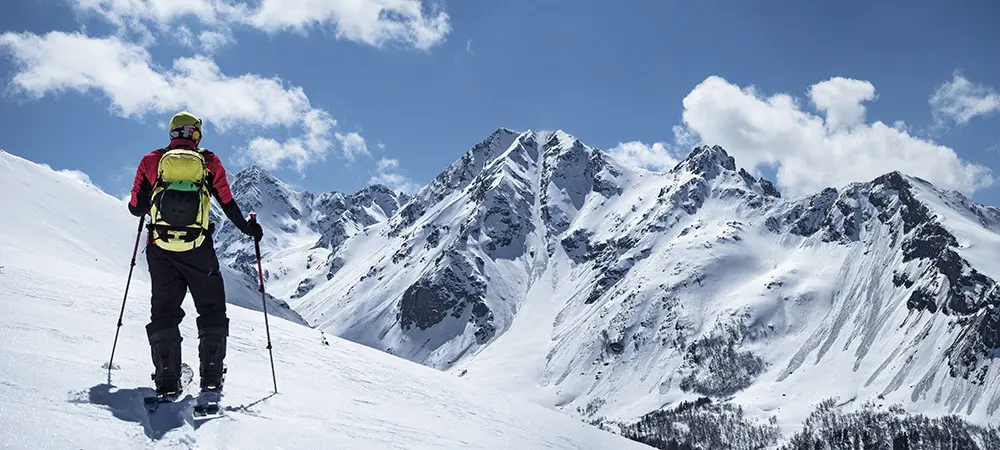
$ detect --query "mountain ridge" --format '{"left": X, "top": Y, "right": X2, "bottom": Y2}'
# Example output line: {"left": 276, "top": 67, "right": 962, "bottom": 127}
{"left": 218, "top": 129, "right": 1000, "bottom": 448}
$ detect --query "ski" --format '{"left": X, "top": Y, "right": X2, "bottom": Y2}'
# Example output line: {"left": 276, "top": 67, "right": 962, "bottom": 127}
{"left": 143, "top": 363, "right": 194, "bottom": 413}
{"left": 192, "top": 390, "right": 224, "bottom": 420}
{"left": 193, "top": 367, "right": 226, "bottom": 420}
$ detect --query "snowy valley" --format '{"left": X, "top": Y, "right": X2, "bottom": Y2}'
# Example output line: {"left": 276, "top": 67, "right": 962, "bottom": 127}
{"left": 2, "top": 124, "right": 1000, "bottom": 449}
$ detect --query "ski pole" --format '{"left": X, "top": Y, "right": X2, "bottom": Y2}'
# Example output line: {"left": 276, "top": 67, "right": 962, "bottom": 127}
{"left": 251, "top": 213, "right": 278, "bottom": 394}
{"left": 107, "top": 215, "right": 145, "bottom": 383}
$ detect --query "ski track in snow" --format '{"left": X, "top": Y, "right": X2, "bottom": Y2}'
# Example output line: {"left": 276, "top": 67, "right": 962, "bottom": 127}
{"left": 0, "top": 149, "right": 649, "bottom": 450}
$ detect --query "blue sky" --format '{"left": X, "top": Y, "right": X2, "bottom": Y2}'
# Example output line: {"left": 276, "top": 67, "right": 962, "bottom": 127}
{"left": 1, "top": 0, "right": 998, "bottom": 204}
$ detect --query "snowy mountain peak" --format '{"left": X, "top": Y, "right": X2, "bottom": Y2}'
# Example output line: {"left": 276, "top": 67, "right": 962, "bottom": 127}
{"left": 352, "top": 183, "right": 396, "bottom": 200}
{"left": 671, "top": 144, "right": 737, "bottom": 179}
{"left": 232, "top": 163, "right": 278, "bottom": 185}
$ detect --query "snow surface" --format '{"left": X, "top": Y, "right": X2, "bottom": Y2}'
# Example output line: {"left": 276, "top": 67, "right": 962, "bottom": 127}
{"left": 0, "top": 149, "right": 649, "bottom": 450}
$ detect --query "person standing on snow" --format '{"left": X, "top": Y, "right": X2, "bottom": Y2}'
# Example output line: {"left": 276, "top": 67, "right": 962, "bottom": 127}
{"left": 127, "top": 111, "right": 263, "bottom": 398}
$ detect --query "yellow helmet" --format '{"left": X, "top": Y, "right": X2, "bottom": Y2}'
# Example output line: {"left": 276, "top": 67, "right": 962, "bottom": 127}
{"left": 168, "top": 111, "right": 203, "bottom": 143}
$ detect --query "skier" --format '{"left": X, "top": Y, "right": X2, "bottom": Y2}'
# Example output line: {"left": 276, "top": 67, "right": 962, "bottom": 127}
{"left": 128, "top": 111, "right": 263, "bottom": 400}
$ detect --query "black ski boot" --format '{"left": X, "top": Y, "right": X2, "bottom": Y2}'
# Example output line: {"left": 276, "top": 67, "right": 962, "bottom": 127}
{"left": 148, "top": 327, "right": 183, "bottom": 398}
{"left": 198, "top": 329, "right": 227, "bottom": 393}
{"left": 194, "top": 327, "right": 227, "bottom": 419}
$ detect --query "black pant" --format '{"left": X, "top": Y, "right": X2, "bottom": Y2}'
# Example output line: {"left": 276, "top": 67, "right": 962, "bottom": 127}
{"left": 145, "top": 235, "right": 229, "bottom": 342}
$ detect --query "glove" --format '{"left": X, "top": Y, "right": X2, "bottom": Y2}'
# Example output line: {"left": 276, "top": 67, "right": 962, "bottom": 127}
{"left": 243, "top": 218, "right": 264, "bottom": 242}
{"left": 128, "top": 188, "right": 152, "bottom": 217}
{"left": 136, "top": 190, "right": 151, "bottom": 211}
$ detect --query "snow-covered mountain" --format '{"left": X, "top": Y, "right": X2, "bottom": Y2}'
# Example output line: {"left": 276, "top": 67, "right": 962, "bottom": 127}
{"left": 0, "top": 149, "right": 649, "bottom": 449}
{"left": 211, "top": 164, "right": 409, "bottom": 304}
{"left": 225, "top": 129, "right": 1000, "bottom": 448}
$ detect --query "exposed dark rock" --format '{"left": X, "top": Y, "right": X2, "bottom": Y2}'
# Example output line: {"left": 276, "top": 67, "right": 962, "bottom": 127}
{"left": 760, "top": 178, "right": 781, "bottom": 198}
{"left": 906, "top": 288, "right": 938, "bottom": 313}
{"left": 424, "top": 225, "right": 442, "bottom": 249}
{"left": 892, "top": 272, "right": 914, "bottom": 288}
{"left": 867, "top": 171, "right": 933, "bottom": 235}
{"left": 984, "top": 305, "right": 1000, "bottom": 349}
{"left": 396, "top": 256, "right": 495, "bottom": 345}
{"left": 561, "top": 229, "right": 595, "bottom": 264}
{"left": 471, "top": 301, "right": 496, "bottom": 344}
{"left": 290, "top": 278, "right": 315, "bottom": 299}
{"left": 325, "top": 255, "right": 345, "bottom": 280}
{"left": 584, "top": 236, "right": 648, "bottom": 304}
{"left": 901, "top": 222, "right": 957, "bottom": 262}
{"left": 789, "top": 188, "right": 839, "bottom": 237}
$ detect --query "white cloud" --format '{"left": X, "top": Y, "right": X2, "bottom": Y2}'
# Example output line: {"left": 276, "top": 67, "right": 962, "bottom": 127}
{"left": 676, "top": 75, "right": 992, "bottom": 197}
{"left": 608, "top": 125, "right": 697, "bottom": 172}
{"left": 198, "top": 30, "right": 235, "bottom": 52}
{"left": 808, "top": 77, "right": 875, "bottom": 131}
{"left": 930, "top": 72, "right": 1000, "bottom": 126}
{"left": 370, "top": 157, "right": 420, "bottom": 194}
{"left": 608, "top": 141, "right": 679, "bottom": 172}
{"left": 336, "top": 131, "right": 370, "bottom": 161}
{"left": 0, "top": 31, "right": 356, "bottom": 171}
{"left": 70, "top": 0, "right": 450, "bottom": 50}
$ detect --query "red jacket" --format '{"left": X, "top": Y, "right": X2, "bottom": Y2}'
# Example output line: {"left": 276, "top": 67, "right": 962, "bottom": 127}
{"left": 129, "top": 143, "right": 237, "bottom": 217}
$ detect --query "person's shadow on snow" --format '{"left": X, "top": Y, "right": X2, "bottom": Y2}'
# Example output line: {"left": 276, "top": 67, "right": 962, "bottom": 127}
{"left": 75, "top": 384, "right": 195, "bottom": 440}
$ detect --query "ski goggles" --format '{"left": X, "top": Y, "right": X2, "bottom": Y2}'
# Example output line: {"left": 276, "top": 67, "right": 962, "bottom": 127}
{"left": 170, "top": 124, "right": 202, "bottom": 142}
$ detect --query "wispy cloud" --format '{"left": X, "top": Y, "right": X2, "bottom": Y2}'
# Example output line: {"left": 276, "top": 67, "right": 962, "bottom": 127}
{"left": 69, "top": 0, "right": 451, "bottom": 51}
{"left": 465, "top": 39, "right": 474, "bottom": 56}
{"left": 930, "top": 72, "right": 1000, "bottom": 127}
{"left": 370, "top": 157, "right": 420, "bottom": 194}
{"left": 669, "top": 75, "right": 992, "bottom": 197}
{"left": 198, "top": 29, "right": 235, "bottom": 53}
{"left": 335, "top": 131, "right": 371, "bottom": 161}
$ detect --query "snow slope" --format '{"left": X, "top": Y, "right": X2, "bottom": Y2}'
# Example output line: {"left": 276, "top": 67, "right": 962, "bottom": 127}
{"left": 0, "top": 149, "right": 305, "bottom": 326}
{"left": 0, "top": 149, "right": 649, "bottom": 449}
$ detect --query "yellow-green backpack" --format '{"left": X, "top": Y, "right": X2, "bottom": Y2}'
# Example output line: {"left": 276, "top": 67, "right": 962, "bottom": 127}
{"left": 149, "top": 148, "right": 212, "bottom": 251}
